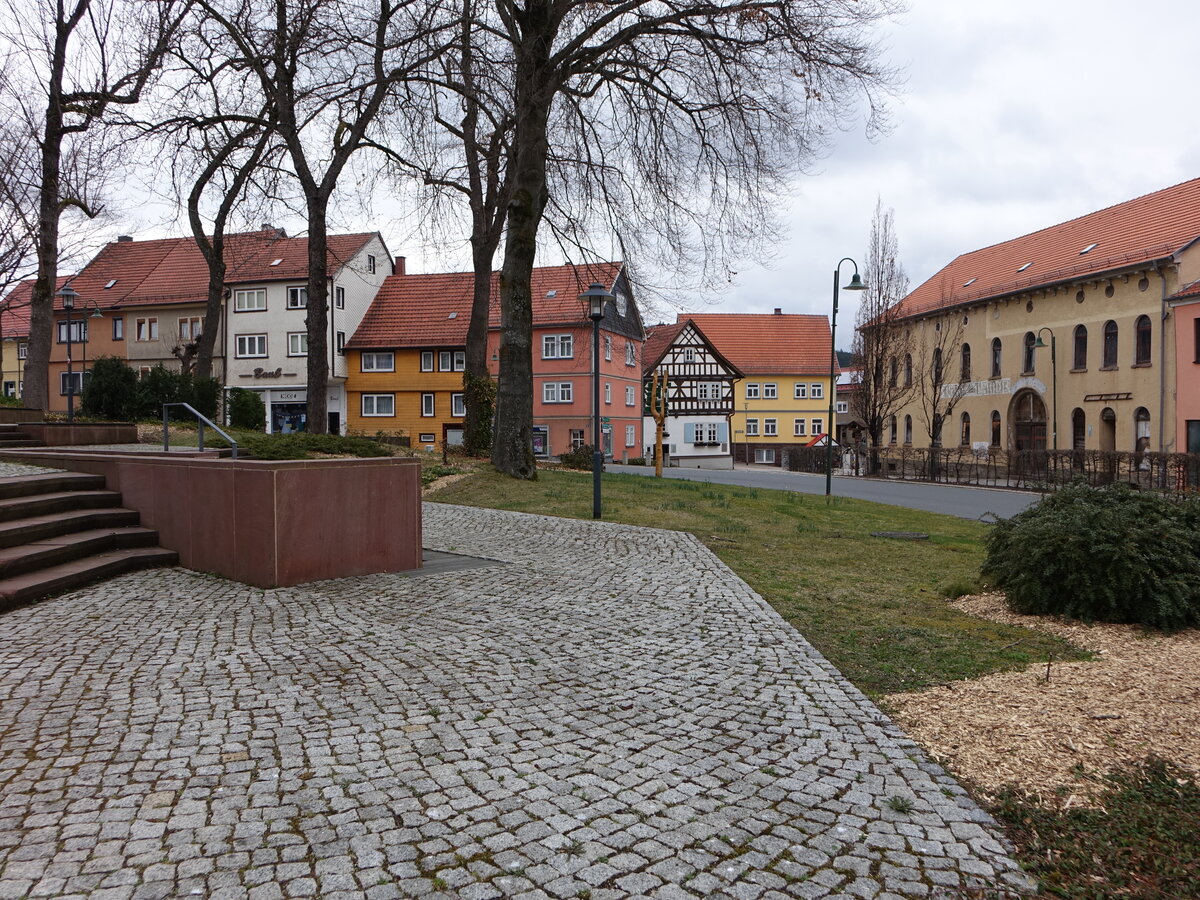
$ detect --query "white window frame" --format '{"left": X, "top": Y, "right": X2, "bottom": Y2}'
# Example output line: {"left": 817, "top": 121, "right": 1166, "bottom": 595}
{"left": 604, "top": 383, "right": 611, "bottom": 404}
{"left": 367, "top": 254, "right": 377, "bottom": 274}
{"left": 178, "top": 317, "right": 202, "bottom": 342}
{"left": 625, "top": 385, "right": 636, "bottom": 406}
{"left": 754, "top": 448, "right": 777, "bottom": 464}
{"left": 704, "top": 423, "right": 719, "bottom": 443}
{"left": 59, "top": 371, "right": 88, "bottom": 396}
{"left": 625, "top": 424, "right": 636, "bottom": 447}
{"left": 451, "top": 392, "right": 466, "bottom": 417}
{"left": 234, "top": 289, "right": 266, "bottom": 312}
{"left": 235, "top": 334, "right": 267, "bottom": 358}
{"left": 439, "top": 350, "right": 453, "bottom": 371}
{"left": 542, "top": 382, "right": 574, "bottom": 404}
{"left": 626, "top": 341, "right": 636, "bottom": 366}
{"left": 17, "top": 342, "right": 27, "bottom": 360}
{"left": 745, "top": 383, "right": 760, "bottom": 399}
{"left": 453, "top": 351, "right": 465, "bottom": 371}
{"left": 57, "top": 320, "right": 88, "bottom": 343}
{"left": 361, "top": 394, "right": 395, "bottom": 417}
{"left": 287, "top": 332, "right": 308, "bottom": 357}
{"left": 542, "top": 334, "right": 574, "bottom": 359}
{"left": 836, "top": 400, "right": 849, "bottom": 414}
{"left": 763, "top": 383, "right": 778, "bottom": 399}
{"left": 794, "top": 383, "right": 807, "bottom": 399}
{"left": 111, "top": 317, "right": 123, "bottom": 341}
{"left": 812, "top": 418, "right": 824, "bottom": 435}
{"left": 811, "top": 383, "right": 824, "bottom": 399}
{"left": 421, "top": 393, "right": 435, "bottom": 417}
{"left": 764, "top": 418, "right": 778, "bottom": 436}
{"left": 361, "top": 352, "right": 395, "bottom": 372}
{"left": 604, "top": 335, "right": 612, "bottom": 361}
{"left": 420, "top": 351, "right": 434, "bottom": 372}
{"left": 794, "top": 418, "right": 807, "bottom": 437}
{"left": 570, "top": 429, "right": 585, "bottom": 450}
{"left": 287, "top": 286, "right": 308, "bottom": 309}
{"left": 697, "top": 382, "right": 721, "bottom": 401}
{"left": 336, "top": 331, "right": 345, "bottom": 353}
{"left": 335, "top": 286, "right": 345, "bottom": 309}
{"left": 134, "top": 318, "right": 157, "bottom": 342}
{"left": 745, "top": 418, "right": 759, "bottom": 436}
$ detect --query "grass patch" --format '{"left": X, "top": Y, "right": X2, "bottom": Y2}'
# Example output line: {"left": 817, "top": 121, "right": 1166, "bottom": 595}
{"left": 990, "top": 758, "right": 1200, "bottom": 899}
{"left": 428, "top": 469, "right": 1083, "bottom": 695}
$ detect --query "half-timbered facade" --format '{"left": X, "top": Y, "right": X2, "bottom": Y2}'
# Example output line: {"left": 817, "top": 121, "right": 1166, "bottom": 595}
{"left": 642, "top": 319, "right": 742, "bottom": 468}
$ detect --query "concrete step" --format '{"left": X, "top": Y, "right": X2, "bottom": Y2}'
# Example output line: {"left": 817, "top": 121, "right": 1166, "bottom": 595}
{"left": 0, "top": 547, "right": 179, "bottom": 609}
{"left": 0, "top": 508, "right": 142, "bottom": 549}
{"left": 0, "top": 527, "right": 162, "bottom": 579}
{"left": 0, "top": 472, "right": 106, "bottom": 501}
{"left": 0, "top": 489, "right": 121, "bottom": 523}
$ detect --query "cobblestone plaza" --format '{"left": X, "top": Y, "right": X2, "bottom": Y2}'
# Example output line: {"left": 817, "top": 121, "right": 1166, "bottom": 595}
{"left": 0, "top": 498, "right": 1036, "bottom": 899}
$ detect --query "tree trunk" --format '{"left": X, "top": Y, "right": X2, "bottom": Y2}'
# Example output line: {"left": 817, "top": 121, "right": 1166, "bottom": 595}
{"left": 193, "top": 238, "right": 225, "bottom": 381}
{"left": 305, "top": 199, "right": 330, "bottom": 434}
{"left": 462, "top": 240, "right": 496, "bottom": 454}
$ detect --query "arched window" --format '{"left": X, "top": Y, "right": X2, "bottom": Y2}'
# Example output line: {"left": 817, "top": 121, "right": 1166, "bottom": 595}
{"left": 903, "top": 353, "right": 913, "bottom": 386}
{"left": 889, "top": 415, "right": 897, "bottom": 444}
{"left": 1073, "top": 324, "right": 1087, "bottom": 370}
{"left": 990, "top": 337, "right": 1002, "bottom": 378}
{"left": 1102, "top": 320, "right": 1118, "bottom": 368}
{"left": 903, "top": 414, "right": 912, "bottom": 444}
{"left": 1134, "top": 315, "right": 1152, "bottom": 365}
{"left": 990, "top": 411, "right": 1001, "bottom": 447}
{"left": 1072, "top": 408, "right": 1086, "bottom": 450}
{"left": 960, "top": 412, "right": 971, "bottom": 446}
{"left": 889, "top": 357, "right": 898, "bottom": 387}
{"left": 961, "top": 343, "right": 971, "bottom": 381}
{"left": 932, "top": 347, "right": 943, "bottom": 383}
{"left": 1022, "top": 331, "right": 1036, "bottom": 374}
{"left": 1135, "top": 407, "right": 1151, "bottom": 445}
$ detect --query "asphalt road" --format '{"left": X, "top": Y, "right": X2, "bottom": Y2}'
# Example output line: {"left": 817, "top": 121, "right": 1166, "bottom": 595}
{"left": 610, "top": 463, "right": 1040, "bottom": 520}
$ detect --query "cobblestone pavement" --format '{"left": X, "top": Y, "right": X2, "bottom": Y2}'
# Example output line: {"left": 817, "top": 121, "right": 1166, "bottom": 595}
{"left": 0, "top": 462, "right": 63, "bottom": 478}
{"left": 0, "top": 503, "right": 1036, "bottom": 900}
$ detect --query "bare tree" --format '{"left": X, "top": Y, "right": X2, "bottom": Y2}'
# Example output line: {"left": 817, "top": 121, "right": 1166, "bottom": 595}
{"left": 3, "top": 0, "right": 185, "bottom": 411}
{"left": 485, "top": 0, "right": 897, "bottom": 478}
{"left": 913, "top": 303, "right": 968, "bottom": 471}
{"left": 851, "top": 199, "right": 913, "bottom": 473}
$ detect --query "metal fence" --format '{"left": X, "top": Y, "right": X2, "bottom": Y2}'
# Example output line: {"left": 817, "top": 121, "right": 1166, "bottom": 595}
{"left": 783, "top": 445, "right": 1200, "bottom": 496}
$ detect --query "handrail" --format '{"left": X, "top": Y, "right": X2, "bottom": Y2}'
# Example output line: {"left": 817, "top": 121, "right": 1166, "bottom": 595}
{"left": 162, "top": 402, "right": 238, "bottom": 459}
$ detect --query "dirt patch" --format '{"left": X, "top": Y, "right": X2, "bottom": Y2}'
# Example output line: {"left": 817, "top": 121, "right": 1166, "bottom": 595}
{"left": 884, "top": 592, "right": 1200, "bottom": 806}
{"left": 423, "top": 472, "right": 473, "bottom": 495}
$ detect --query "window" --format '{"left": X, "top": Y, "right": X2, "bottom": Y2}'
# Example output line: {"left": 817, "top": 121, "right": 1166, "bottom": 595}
{"left": 625, "top": 385, "right": 636, "bottom": 406}
{"left": 178, "top": 317, "right": 202, "bottom": 341}
{"left": 17, "top": 342, "right": 27, "bottom": 360}
{"left": 836, "top": 401, "right": 849, "bottom": 414}
{"left": 439, "top": 350, "right": 453, "bottom": 371}
{"left": 287, "top": 286, "right": 307, "bottom": 309}
{"left": 419, "top": 433, "right": 436, "bottom": 443}
{"left": 421, "top": 393, "right": 435, "bottom": 416}
{"left": 361, "top": 352, "right": 395, "bottom": 372}
{"left": 991, "top": 411, "right": 1002, "bottom": 447}
{"left": 542, "top": 334, "right": 573, "bottom": 359}
{"left": 683, "top": 347, "right": 695, "bottom": 362}
{"left": 1102, "top": 320, "right": 1118, "bottom": 368}
{"left": 336, "top": 331, "right": 345, "bottom": 352}
{"left": 889, "top": 358, "right": 898, "bottom": 387}
{"left": 794, "top": 383, "right": 807, "bottom": 399}
{"left": 2, "top": 382, "right": 13, "bottom": 398}
{"left": 811, "top": 383, "right": 824, "bottom": 399}
{"left": 763, "top": 418, "right": 778, "bottom": 436}
{"left": 367, "top": 254, "right": 377, "bottom": 274}
{"left": 134, "top": 318, "right": 157, "bottom": 342}
{"left": 1073, "top": 325, "right": 1088, "bottom": 370}
{"left": 960, "top": 343, "right": 971, "bottom": 381}
{"left": 287, "top": 333, "right": 308, "bottom": 356}
{"left": 57, "top": 320, "right": 88, "bottom": 343}
{"left": 703, "top": 423, "right": 719, "bottom": 443}
{"left": 904, "top": 353, "right": 913, "bottom": 386}
{"left": 361, "top": 394, "right": 395, "bottom": 416}
{"left": 889, "top": 415, "right": 897, "bottom": 444}
{"left": 745, "top": 418, "right": 759, "bottom": 436}
{"left": 604, "top": 383, "right": 611, "bottom": 404}
{"left": 745, "top": 383, "right": 760, "bottom": 399}
{"left": 626, "top": 424, "right": 636, "bottom": 447}
{"left": 604, "top": 335, "right": 612, "bottom": 361}
{"left": 1022, "top": 331, "right": 1036, "bottom": 374}
{"left": 793, "top": 418, "right": 807, "bottom": 437}
{"left": 451, "top": 393, "right": 465, "bottom": 417}
{"left": 59, "top": 371, "right": 88, "bottom": 396}
{"left": 903, "top": 415, "right": 912, "bottom": 444}
{"left": 236, "top": 334, "right": 267, "bottom": 358}
{"left": 420, "top": 351, "right": 434, "bottom": 372}
{"left": 933, "top": 347, "right": 944, "bottom": 383}
{"left": 1135, "top": 407, "right": 1151, "bottom": 443}
{"left": 453, "top": 351, "right": 465, "bottom": 371}
{"left": 763, "top": 383, "right": 777, "bottom": 399}
{"left": 753, "top": 448, "right": 776, "bottom": 464}
{"left": 112, "top": 317, "right": 124, "bottom": 341}
{"left": 625, "top": 341, "right": 636, "bottom": 366}
{"left": 335, "top": 286, "right": 345, "bottom": 309}
{"left": 542, "top": 382, "right": 573, "bottom": 403}
{"left": 570, "top": 429, "right": 585, "bottom": 450}
{"left": 1134, "top": 315, "right": 1151, "bottom": 365}
{"left": 960, "top": 412, "right": 971, "bottom": 446}
{"left": 812, "top": 418, "right": 824, "bottom": 436}
{"left": 234, "top": 289, "right": 266, "bottom": 312}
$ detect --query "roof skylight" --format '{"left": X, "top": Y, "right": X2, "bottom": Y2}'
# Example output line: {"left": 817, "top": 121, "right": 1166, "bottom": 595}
{"left": 546, "top": 289, "right": 557, "bottom": 298}
{"left": 447, "top": 312, "right": 457, "bottom": 319}
{"left": 270, "top": 258, "right": 283, "bottom": 266}
{"left": 1017, "top": 262, "right": 1032, "bottom": 272}
{"left": 962, "top": 277, "right": 977, "bottom": 287}
{"left": 1080, "top": 243, "right": 1099, "bottom": 255}
{"left": 104, "top": 279, "right": 117, "bottom": 289}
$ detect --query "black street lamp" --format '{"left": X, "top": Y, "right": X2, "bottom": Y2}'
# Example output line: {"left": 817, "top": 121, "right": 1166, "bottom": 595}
{"left": 826, "top": 258, "right": 867, "bottom": 496}
{"left": 56, "top": 284, "right": 103, "bottom": 424}
{"left": 580, "top": 282, "right": 614, "bottom": 519}
{"left": 1034, "top": 327, "right": 1057, "bottom": 451}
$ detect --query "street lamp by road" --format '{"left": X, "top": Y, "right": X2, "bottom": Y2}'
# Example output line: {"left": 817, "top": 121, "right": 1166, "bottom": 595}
{"left": 580, "top": 282, "right": 614, "bottom": 519}
{"left": 55, "top": 284, "right": 103, "bottom": 424}
{"left": 1034, "top": 327, "right": 1057, "bottom": 451}
{"left": 826, "top": 258, "right": 867, "bottom": 496}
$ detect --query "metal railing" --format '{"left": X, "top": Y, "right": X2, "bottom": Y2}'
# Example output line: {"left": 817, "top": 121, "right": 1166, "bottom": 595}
{"left": 162, "top": 403, "right": 238, "bottom": 459}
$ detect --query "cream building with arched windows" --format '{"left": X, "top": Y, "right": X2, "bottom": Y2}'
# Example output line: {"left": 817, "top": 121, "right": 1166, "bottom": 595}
{"left": 877, "top": 178, "right": 1200, "bottom": 455}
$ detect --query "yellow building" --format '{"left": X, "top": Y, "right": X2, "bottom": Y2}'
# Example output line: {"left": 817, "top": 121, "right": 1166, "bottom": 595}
{"left": 344, "top": 347, "right": 466, "bottom": 448}
{"left": 686, "top": 312, "right": 835, "bottom": 465}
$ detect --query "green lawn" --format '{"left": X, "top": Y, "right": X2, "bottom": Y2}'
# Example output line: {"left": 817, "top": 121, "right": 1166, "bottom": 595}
{"left": 428, "top": 468, "right": 1084, "bottom": 696}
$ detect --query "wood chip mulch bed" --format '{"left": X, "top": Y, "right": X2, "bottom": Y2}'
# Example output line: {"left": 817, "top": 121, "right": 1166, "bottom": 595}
{"left": 883, "top": 592, "right": 1200, "bottom": 807}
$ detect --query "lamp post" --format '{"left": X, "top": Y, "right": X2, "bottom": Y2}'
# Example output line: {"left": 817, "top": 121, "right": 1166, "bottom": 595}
{"left": 580, "top": 282, "right": 614, "bottom": 519}
{"left": 56, "top": 285, "right": 104, "bottom": 424}
{"left": 826, "top": 258, "right": 867, "bottom": 496}
{"left": 1034, "top": 327, "right": 1057, "bottom": 451}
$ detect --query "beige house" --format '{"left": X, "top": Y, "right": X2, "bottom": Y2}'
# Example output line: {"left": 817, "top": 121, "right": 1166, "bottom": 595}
{"left": 876, "top": 178, "right": 1200, "bottom": 455}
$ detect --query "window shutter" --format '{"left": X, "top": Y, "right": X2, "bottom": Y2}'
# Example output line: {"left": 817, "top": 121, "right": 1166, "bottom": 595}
{"left": 717, "top": 422, "right": 729, "bottom": 442}
{"left": 684, "top": 423, "right": 696, "bottom": 442}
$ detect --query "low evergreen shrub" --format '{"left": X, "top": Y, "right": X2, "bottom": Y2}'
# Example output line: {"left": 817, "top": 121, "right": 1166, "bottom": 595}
{"left": 227, "top": 388, "right": 266, "bottom": 430}
{"left": 558, "top": 444, "right": 598, "bottom": 471}
{"left": 983, "top": 482, "right": 1200, "bottom": 630}
{"left": 82, "top": 356, "right": 139, "bottom": 420}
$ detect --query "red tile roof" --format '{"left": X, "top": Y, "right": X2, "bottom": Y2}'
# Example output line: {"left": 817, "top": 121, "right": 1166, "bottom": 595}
{"left": 681, "top": 313, "right": 834, "bottom": 376}
{"left": 1, "top": 276, "right": 71, "bottom": 338}
{"left": 641, "top": 322, "right": 687, "bottom": 374}
{"left": 57, "top": 230, "right": 379, "bottom": 310}
{"left": 1169, "top": 279, "right": 1200, "bottom": 302}
{"left": 894, "top": 177, "right": 1200, "bottom": 320}
{"left": 348, "top": 262, "right": 625, "bottom": 348}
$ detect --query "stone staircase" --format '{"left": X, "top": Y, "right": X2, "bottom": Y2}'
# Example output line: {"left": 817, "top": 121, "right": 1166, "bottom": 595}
{"left": 0, "top": 422, "right": 43, "bottom": 449}
{"left": 0, "top": 472, "right": 178, "bottom": 611}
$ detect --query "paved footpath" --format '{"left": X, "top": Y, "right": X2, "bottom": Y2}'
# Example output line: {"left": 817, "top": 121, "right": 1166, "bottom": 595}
{"left": 0, "top": 503, "right": 1036, "bottom": 900}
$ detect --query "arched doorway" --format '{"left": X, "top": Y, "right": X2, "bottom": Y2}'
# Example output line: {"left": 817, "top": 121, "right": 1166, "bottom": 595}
{"left": 1071, "top": 408, "right": 1086, "bottom": 450}
{"left": 1099, "top": 407, "right": 1116, "bottom": 452}
{"left": 1010, "top": 390, "right": 1047, "bottom": 452}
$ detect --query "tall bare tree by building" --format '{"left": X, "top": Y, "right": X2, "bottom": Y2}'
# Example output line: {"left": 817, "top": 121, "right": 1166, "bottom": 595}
{"left": 913, "top": 301, "right": 968, "bottom": 472}
{"left": 852, "top": 199, "right": 912, "bottom": 472}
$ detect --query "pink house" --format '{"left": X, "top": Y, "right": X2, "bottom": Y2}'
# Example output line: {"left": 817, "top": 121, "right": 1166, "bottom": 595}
{"left": 1170, "top": 280, "right": 1200, "bottom": 454}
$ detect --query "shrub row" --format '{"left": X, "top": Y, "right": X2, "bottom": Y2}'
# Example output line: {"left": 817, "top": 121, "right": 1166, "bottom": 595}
{"left": 82, "top": 357, "right": 221, "bottom": 421}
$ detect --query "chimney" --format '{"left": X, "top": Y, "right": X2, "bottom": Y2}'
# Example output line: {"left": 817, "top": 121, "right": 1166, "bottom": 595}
{"left": 261, "top": 223, "right": 273, "bottom": 231}
{"left": 117, "top": 235, "right": 133, "bottom": 243}
{"left": 773, "top": 307, "right": 782, "bottom": 315}
{"left": 395, "top": 255, "right": 406, "bottom": 275}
